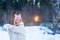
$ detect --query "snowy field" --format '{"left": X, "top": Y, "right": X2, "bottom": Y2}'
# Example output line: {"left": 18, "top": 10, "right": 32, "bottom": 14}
{"left": 0, "top": 26, "right": 60, "bottom": 40}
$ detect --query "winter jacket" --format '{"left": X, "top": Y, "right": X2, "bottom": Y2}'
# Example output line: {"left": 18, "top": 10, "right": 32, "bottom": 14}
{"left": 4, "top": 22, "right": 26, "bottom": 40}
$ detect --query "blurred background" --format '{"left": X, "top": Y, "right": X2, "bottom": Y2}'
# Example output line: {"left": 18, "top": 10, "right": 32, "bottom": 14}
{"left": 0, "top": 0, "right": 60, "bottom": 33}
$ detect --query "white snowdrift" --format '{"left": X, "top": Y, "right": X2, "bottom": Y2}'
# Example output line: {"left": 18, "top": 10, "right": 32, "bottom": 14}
{"left": 0, "top": 25, "right": 60, "bottom": 40}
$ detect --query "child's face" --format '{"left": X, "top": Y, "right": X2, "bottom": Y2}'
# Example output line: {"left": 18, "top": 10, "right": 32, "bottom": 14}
{"left": 15, "top": 19, "right": 21, "bottom": 24}
{"left": 14, "top": 14, "right": 22, "bottom": 25}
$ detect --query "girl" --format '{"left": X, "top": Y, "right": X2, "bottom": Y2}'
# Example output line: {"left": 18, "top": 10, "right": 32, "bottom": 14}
{"left": 4, "top": 13, "right": 26, "bottom": 40}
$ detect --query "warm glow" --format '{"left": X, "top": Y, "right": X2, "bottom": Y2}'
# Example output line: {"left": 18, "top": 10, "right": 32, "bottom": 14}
{"left": 34, "top": 16, "right": 40, "bottom": 22}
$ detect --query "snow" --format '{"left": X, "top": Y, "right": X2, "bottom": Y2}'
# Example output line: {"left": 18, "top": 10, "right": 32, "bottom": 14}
{"left": 0, "top": 31, "right": 10, "bottom": 40}
{"left": 25, "top": 26, "right": 54, "bottom": 40}
{"left": 0, "top": 26, "right": 60, "bottom": 40}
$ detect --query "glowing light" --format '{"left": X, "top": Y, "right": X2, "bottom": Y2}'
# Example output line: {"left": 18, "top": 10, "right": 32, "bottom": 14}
{"left": 34, "top": 16, "right": 40, "bottom": 22}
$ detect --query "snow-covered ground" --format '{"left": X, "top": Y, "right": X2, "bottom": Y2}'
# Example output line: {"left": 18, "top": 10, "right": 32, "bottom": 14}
{"left": 25, "top": 26, "right": 55, "bottom": 40}
{"left": 0, "top": 31, "right": 10, "bottom": 40}
{"left": 0, "top": 26, "right": 60, "bottom": 40}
